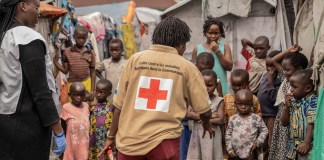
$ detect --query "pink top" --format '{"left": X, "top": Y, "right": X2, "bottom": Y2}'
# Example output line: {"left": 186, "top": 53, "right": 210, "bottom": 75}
{"left": 61, "top": 102, "right": 90, "bottom": 160}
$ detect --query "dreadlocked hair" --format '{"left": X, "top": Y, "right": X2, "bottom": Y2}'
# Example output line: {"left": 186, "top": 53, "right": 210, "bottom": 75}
{"left": 203, "top": 16, "right": 225, "bottom": 38}
{"left": 152, "top": 17, "right": 191, "bottom": 47}
{"left": 0, "top": 0, "right": 28, "bottom": 45}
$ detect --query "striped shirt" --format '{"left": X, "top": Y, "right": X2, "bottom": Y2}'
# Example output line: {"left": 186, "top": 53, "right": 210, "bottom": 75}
{"left": 63, "top": 46, "right": 95, "bottom": 82}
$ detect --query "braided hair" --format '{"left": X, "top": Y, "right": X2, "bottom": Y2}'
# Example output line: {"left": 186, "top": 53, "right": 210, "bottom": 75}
{"left": 152, "top": 17, "right": 191, "bottom": 47}
{"left": 0, "top": 0, "right": 30, "bottom": 45}
{"left": 203, "top": 16, "right": 225, "bottom": 38}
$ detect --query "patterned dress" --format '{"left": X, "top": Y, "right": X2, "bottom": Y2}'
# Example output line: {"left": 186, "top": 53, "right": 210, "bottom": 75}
{"left": 187, "top": 97, "right": 224, "bottom": 160}
{"left": 268, "top": 79, "right": 290, "bottom": 160}
{"left": 89, "top": 102, "right": 114, "bottom": 160}
{"left": 225, "top": 113, "right": 268, "bottom": 159}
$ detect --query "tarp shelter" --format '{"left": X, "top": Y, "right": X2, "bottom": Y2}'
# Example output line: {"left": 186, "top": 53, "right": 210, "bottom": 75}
{"left": 161, "top": 0, "right": 292, "bottom": 70}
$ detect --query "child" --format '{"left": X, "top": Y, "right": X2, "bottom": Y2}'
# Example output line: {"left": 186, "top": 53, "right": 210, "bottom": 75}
{"left": 61, "top": 82, "right": 90, "bottom": 160}
{"left": 241, "top": 36, "right": 271, "bottom": 95}
{"left": 224, "top": 69, "right": 261, "bottom": 125}
{"left": 256, "top": 50, "right": 282, "bottom": 159}
{"left": 192, "top": 17, "right": 233, "bottom": 95}
{"left": 89, "top": 79, "right": 115, "bottom": 160}
{"left": 196, "top": 52, "right": 222, "bottom": 97}
{"left": 187, "top": 69, "right": 224, "bottom": 160}
{"left": 54, "top": 26, "right": 96, "bottom": 99}
{"left": 268, "top": 45, "right": 309, "bottom": 160}
{"left": 281, "top": 69, "right": 317, "bottom": 160}
{"left": 96, "top": 39, "right": 127, "bottom": 101}
{"left": 226, "top": 89, "right": 268, "bottom": 160}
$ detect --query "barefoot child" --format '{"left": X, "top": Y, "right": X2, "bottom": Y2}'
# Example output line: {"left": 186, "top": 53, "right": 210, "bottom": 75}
{"left": 61, "top": 82, "right": 90, "bottom": 160}
{"left": 96, "top": 39, "right": 127, "bottom": 101}
{"left": 256, "top": 50, "right": 282, "bottom": 159}
{"left": 192, "top": 17, "right": 233, "bottom": 95}
{"left": 89, "top": 79, "right": 115, "bottom": 160}
{"left": 54, "top": 26, "right": 96, "bottom": 99}
{"left": 187, "top": 69, "right": 225, "bottom": 160}
{"left": 226, "top": 89, "right": 268, "bottom": 160}
{"left": 269, "top": 45, "right": 309, "bottom": 160}
{"left": 281, "top": 69, "right": 317, "bottom": 160}
{"left": 241, "top": 36, "right": 271, "bottom": 94}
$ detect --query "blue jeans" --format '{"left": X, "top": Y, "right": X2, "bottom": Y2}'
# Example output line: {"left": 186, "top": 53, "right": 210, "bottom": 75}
{"left": 180, "top": 125, "right": 191, "bottom": 160}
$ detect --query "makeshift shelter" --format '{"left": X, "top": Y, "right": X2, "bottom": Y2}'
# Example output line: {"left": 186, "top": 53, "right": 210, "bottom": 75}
{"left": 162, "top": 0, "right": 292, "bottom": 69}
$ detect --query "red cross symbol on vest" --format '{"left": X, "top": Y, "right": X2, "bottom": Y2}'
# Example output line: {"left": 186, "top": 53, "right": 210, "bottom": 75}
{"left": 135, "top": 76, "right": 173, "bottom": 112}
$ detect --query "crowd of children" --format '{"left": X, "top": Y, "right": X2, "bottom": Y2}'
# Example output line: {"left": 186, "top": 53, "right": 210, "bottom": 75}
{"left": 53, "top": 17, "right": 319, "bottom": 160}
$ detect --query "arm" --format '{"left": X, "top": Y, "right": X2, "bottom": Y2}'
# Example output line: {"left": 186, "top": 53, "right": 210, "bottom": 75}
{"left": 19, "top": 40, "right": 61, "bottom": 128}
{"left": 186, "top": 106, "right": 200, "bottom": 121}
{"left": 225, "top": 119, "right": 236, "bottom": 157}
{"left": 272, "top": 44, "right": 302, "bottom": 70}
{"left": 90, "top": 68, "right": 96, "bottom": 93}
{"left": 217, "top": 82, "right": 223, "bottom": 97}
{"left": 96, "top": 69, "right": 104, "bottom": 79}
{"left": 241, "top": 38, "right": 254, "bottom": 49}
{"left": 266, "top": 72, "right": 281, "bottom": 105}
{"left": 255, "top": 116, "right": 269, "bottom": 147}
{"left": 53, "top": 52, "right": 69, "bottom": 74}
{"left": 191, "top": 47, "right": 198, "bottom": 63}
{"left": 210, "top": 101, "right": 225, "bottom": 125}
{"left": 281, "top": 94, "right": 294, "bottom": 126}
{"left": 214, "top": 43, "right": 233, "bottom": 71}
{"left": 296, "top": 124, "right": 314, "bottom": 155}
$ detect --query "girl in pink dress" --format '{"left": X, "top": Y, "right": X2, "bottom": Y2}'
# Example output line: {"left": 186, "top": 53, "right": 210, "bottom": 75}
{"left": 61, "top": 82, "right": 90, "bottom": 160}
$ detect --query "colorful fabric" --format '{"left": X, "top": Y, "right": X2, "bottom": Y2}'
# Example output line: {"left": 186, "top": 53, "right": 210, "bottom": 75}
{"left": 187, "top": 97, "right": 223, "bottom": 160}
{"left": 197, "top": 43, "right": 230, "bottom": 94}
{"left": 225, "top": 113, "right": 268, "bottom": 159}
{"left": 223, "top": 93, "right": 261, "bottom": 126}
{"left": 240, "top": 47, "right": 253, "bottom": 71}
{"left": 287, "top": 93, "right": 318, "bottom": 159}
{"left": 120, "top": 23, "right": 137, "bottom": 59}
{"left": 268, "top": 78, "right": 290, "bottom": 160}
{"left": 311, "top": 88, "right": 324, "bottom": 160}
{"left": 89, "top": 102, "right": 114, "bottom": 160}
{"left": 61, "top": 102, "right": 90, "bottom": 160}
{"left": 63, "top": 46, "right": 96, "bottom": 82}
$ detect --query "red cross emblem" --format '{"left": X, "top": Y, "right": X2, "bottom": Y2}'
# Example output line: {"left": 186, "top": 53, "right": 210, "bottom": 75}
{"left": 135, "top": 76, "right": 173, "bottom": 112}
{"left": 138, "top": 79, "right": 168, "bottom": 109}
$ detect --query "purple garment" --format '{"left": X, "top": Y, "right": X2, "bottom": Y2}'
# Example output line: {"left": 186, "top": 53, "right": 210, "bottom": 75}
{"left": 257, "top": 73, "right": 282, "bottom": 116}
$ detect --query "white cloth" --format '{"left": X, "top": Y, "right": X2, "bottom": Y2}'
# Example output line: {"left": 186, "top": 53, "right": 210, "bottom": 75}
{"left": 0, "top": 26, "right": 58, "bottom": 114}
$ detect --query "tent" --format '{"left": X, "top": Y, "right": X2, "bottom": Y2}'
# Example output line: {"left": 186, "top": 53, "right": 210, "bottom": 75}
{"left": 161, "top": 0, "right": 292, "bottom": 70}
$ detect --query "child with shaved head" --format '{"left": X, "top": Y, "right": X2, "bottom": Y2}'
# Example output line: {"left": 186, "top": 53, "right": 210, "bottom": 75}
{"left": 226, "top": 89, "right": 268, "bottom": 160}
{"left": 241, "top": 36, "right": 271, "bottom": 94}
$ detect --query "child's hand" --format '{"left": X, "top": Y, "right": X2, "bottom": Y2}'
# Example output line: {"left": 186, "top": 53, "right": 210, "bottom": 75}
{"left": 251, "top": 143, "right": 257, "bottom": 151}
{"left": 297, "top": 142, "right": 311, "bottom": 155}
{"left": 210, "top": 41, "right": 220, "bottom": 53}
{"left": 287, "top": 44, "right": 302, "bottom": 53}
{"left": 229, "top": 152, "right": 237, "bottom": 158}
{"left": 285, "top": 94, "right": 294, "bottom": 108}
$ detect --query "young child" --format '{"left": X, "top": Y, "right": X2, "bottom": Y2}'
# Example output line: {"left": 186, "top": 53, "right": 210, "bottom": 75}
{"left": 226, "top": 89, "right": 268, "bottom": 160}
{"left": 61, "top": 82, "right": 90, "bottom": 160}
{"left": 54, "top": 26, "right": 96, "bottom": 100}
{"left": 224, "top": 69, "right": 261, "bottom": 125}
{"left": 192, "top": 17, "right": 233, "bottom": 95}
{"left": 96, "top": 39, "right": 127, "bottom": 101}
{"left": 268, "top": 45, "right": 309, "bottom": 160}
{"left": 89, "top": 79, "right": 115, "bottom": 160}
{"left": 196, "top": 52, "right": 223, "bottom": 97}
{"left": 281, "top": 69, "right": 317, "bottom": 160}
{"left": 187, "top": 69, "right": 225, "bottom": 160}
{"left": 256, "top": 50, "right": 282, "bottom": 159}
{"left": 241, "top": 36, "right": 271, "bottom": 95}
